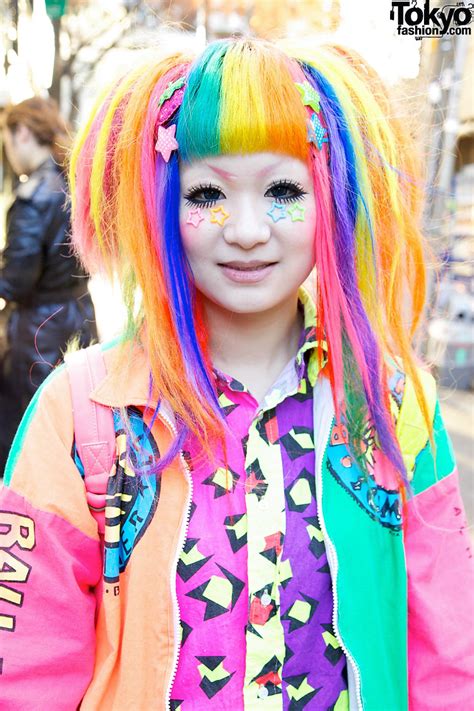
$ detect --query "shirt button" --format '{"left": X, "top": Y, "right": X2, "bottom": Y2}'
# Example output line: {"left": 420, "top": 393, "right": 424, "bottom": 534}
{"left": 261, "top": 592, "right": 272, "bottom": 607}
{"left": 258, "top": 687, "right": 269, "bottom": 699}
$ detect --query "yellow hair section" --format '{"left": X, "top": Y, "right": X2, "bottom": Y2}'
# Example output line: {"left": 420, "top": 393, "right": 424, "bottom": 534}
{"left": 69, "top": 84, "right": 110, "bottom": 213}
{"left": 220, "top": 41, "right": 308, "bottom": 159}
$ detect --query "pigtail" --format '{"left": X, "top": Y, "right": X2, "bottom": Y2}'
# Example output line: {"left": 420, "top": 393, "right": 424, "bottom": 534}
{"left": 289, "top": 45, "right": 429, "bottom": 487}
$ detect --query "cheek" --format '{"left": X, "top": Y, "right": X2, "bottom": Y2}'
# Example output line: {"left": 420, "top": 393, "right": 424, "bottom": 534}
{"left": 303, "top": 202, "right": 317, "bottom": 240}
{"left": 285, "top": 202, "right": 317, "bottom": 251}
{"left": 179, "top": 209, "right": 212, "bottom": 263}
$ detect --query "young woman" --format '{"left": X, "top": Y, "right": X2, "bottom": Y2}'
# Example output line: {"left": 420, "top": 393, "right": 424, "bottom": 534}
{"left": 0, "top": 38, "right": 472, "bottom": 711}
{"left": 0, "top": 97, "right": 97, "bottom": 473}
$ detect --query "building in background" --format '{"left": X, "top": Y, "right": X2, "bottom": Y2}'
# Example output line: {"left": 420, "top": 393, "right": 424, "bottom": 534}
{"left": 422, "top": 35, "right": 474, "bottom": 389}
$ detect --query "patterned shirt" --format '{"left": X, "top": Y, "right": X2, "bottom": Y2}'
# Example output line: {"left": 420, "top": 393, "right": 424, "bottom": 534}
{"left": 170, "top": 292, "right": 348, "bottom": 710}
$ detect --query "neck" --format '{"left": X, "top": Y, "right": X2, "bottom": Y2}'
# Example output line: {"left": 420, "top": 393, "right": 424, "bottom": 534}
{"left": 26, "top": 148, "right": 51, "bottom": 175}
{"left": 204, "top": 294, "right": 303, "bottom": 402}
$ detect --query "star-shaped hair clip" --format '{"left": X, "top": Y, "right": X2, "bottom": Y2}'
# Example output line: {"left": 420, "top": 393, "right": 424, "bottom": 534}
{"left": 296, "top": 81, "right": 321, "bottom": 113}
{"left": 158, "top": 76, "right": 186, "bottom": 107}
{"left": 157, "top": 75, "right": 186, "bottom": 125}
{"left": 155, "top": 124, "right": 179, "bottom": 162}
{"left": 307, "top": 112, "right": 328, "bottom": 151}
{"left": 155, "top": 75, "right": 186, "bottom": 161}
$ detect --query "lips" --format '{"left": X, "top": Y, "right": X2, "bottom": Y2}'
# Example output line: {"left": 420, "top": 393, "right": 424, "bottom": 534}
{"left": 218, "top": 261, "right": 276, "bottom": 270}
{"left": 218, "top": 260, "right": 277, "bottom": 284}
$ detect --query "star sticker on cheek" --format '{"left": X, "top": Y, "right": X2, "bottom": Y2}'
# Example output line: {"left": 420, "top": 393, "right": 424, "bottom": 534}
{"left": 267, "top": 201, "right": 287, "bottom": 222}
{"left": 186, "top": 207, "right": 205, "bottom": 228}
{"left": 155, "top": 124, "right": 179, "bottom": 162}
{"left": 210, "top": 205, "right": 230, "bottom": 226}
{"left": 296, "top": 81, "right": 321, "bottom": 113}
{"left": 286, "top": 203, "right": 306, "bottom": 222}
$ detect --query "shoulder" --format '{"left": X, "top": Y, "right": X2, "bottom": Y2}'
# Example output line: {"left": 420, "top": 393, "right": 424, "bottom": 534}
{"left": 4, "top": 364, "right": 74, "bottom": 483}
{"left": 389, "top": 364, "right": 455, "bottom": 489}
{"left": 3, "top": 360, "right": 101, "bottom": 540}
{"left": 386, "top": 363, "right": 436, "bottom": 476}
{"left": 3, "top": 363, "right": 76, "bottom": 499}
{"left": 15, "top": 161, "right": 66, "bottom": 210}
{"left": 4, "top": 343, "right": 117, "bottom": 486}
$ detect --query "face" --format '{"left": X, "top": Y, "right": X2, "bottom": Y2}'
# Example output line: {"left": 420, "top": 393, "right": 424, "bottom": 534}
{"left": 179, "top": 152, "right": 316, "bottom": 317}
{"left": 2, "top": 124, "right": 34, "bottom": 175}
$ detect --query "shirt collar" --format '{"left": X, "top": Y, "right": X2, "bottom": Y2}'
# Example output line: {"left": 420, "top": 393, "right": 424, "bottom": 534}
{"left": 296, "top": 286, "right": 327, "bottom": 387}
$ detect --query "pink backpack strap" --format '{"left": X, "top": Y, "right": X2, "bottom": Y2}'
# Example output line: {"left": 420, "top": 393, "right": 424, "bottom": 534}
{"left": 66, "top": 344, "right": 116, "bottom": 535}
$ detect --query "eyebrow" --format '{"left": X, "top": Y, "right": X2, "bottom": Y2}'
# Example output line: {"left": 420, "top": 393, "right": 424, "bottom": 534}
{"left": 204, "top": 159, "right": 284, "bottom": 181}
{"left": 204, "top": 163, "right": 237, "bottom": 180}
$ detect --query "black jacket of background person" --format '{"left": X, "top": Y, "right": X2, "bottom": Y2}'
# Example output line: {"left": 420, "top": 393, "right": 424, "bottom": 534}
{"left": 0, "top": 157, "right": 97, "bottom": 473}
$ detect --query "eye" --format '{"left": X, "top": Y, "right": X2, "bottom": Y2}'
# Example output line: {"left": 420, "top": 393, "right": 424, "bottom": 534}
{"left": 265, "top": 179, "right": 307, "bottom": 204}
{"left": 183, "top": 183, "right": 225, "bottom": 208}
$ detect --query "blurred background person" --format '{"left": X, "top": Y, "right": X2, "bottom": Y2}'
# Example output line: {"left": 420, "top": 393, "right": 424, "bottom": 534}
{"left": 0, "top": 97, "right": 97, "bottom": 475}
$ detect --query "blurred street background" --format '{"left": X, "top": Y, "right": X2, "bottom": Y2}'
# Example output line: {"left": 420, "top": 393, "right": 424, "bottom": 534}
{"left": 0, "top": 0, "right": 472, "bottom": 524}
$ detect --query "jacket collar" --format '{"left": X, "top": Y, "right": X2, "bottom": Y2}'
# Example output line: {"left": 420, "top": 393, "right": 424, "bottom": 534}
{"left": 90, "top": 339, "right": 154, "bottom": 409}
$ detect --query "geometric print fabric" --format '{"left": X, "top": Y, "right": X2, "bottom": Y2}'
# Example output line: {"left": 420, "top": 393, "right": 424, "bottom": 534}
{"left": 171, "top": 300, "right": 348, "bottom": 710}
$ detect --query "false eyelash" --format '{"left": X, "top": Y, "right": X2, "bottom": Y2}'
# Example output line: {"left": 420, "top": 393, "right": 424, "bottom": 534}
{"left": 267, "top": 178, "right": 306, "bottom": 191}
{"left": 183, "top": 182, "right": 223, "bottom": 208}
{"left": 266, "top": 179, "right": 308, "bottom": 203}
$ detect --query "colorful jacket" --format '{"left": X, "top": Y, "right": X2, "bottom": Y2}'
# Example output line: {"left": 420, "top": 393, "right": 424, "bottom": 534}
{"left": 0, "top": 342, "right": 473, "bottom": 711}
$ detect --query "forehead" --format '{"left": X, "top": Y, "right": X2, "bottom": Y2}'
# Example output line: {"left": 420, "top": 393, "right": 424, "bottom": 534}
{"left": 179, "top": 151, "right": 311, "bottom": 185}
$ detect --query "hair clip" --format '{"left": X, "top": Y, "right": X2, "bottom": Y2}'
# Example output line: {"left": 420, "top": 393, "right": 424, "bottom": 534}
{"left": 155, "top": 124, "right": 179, "bottom": 162}
{"left": 307, "top": 113, "right": 328, "bottom": 151}
{"left": 158, "top": 76, "right": 186, "bottom": 107}
{"left": 286, "top": 203, "right": 306, "bottom": 222}
{"left": 210, "top": 206, "right": 230, "bottom": 226}
{"left": 157, "top": 76, "right": 186, "bottom": 125}
{"left": 186, "top": 207, "right": 204, "bottom": 228}
{"left": 267, "top": 201, "right": 287, "bottom": 222}
{"left": 295, "top": 81, "right": 321, "bottom": 113}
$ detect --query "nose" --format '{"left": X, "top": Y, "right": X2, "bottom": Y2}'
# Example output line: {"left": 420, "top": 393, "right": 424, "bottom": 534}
{"left": 222, "top": 197, "right": 271, "bottom": 249}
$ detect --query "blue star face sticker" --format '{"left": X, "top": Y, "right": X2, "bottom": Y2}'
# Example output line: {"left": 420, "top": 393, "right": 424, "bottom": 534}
{"left": 267, "top": 201, "right": 287, "bottom": 222}
{"left": 307, "top": 113, "right": 328, "bottom": 151}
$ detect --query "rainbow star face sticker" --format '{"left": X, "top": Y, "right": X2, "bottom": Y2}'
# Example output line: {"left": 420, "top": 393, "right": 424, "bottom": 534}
{"left": 155, "top": 124, "right": 179, "bottom": 162}
{"left": 287, "top": 203, "right": 306, "bottom": 222}
{"left": 307, "top": 113, "right": 328, "bottom": 151}
{"left": 267, "top": 201, "right": 287, "bottom": 222}
{"left": 186, "top": 207, "right": 204, "bottom": 228}
{"left": 210, "top": 205, "right": 230, "bottom": 226}
{"left": 296, "top": 81, "right": 321, "bottom": 113}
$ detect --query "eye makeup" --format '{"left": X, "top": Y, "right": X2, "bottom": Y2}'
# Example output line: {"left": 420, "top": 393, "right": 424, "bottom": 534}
{"left": 183, "top": 183, "right": 225, "bottom": 208}
{"left": 183, "top": 178, "right": 308, "bottom": 209}
{"left": 264, "top": 179, "right": 308, "bottom": 204}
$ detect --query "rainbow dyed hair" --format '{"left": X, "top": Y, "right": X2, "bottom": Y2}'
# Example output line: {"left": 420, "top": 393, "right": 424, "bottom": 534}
{"left": 70, "top": 38, "right": 428, "bottom": 485}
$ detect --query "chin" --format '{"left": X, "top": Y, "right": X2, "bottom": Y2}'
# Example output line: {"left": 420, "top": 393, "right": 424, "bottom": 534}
{"left": 206, "top": 290, "right": 287, "bottom": 315}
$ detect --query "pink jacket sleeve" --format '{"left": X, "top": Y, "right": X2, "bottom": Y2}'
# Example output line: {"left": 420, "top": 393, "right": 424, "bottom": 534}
{"left": 0, "top": 366, "right": 102, "bottom": 710}
{"left": 405, "top": 402, "right": 474, "bottom": 711}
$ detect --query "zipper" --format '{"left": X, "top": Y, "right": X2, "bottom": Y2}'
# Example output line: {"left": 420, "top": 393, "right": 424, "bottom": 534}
{"left": 158, "top": 409, "right": 193, "bottom": 710}
{"left": 314, "top": 386, "right": 363, "bottom": 711}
